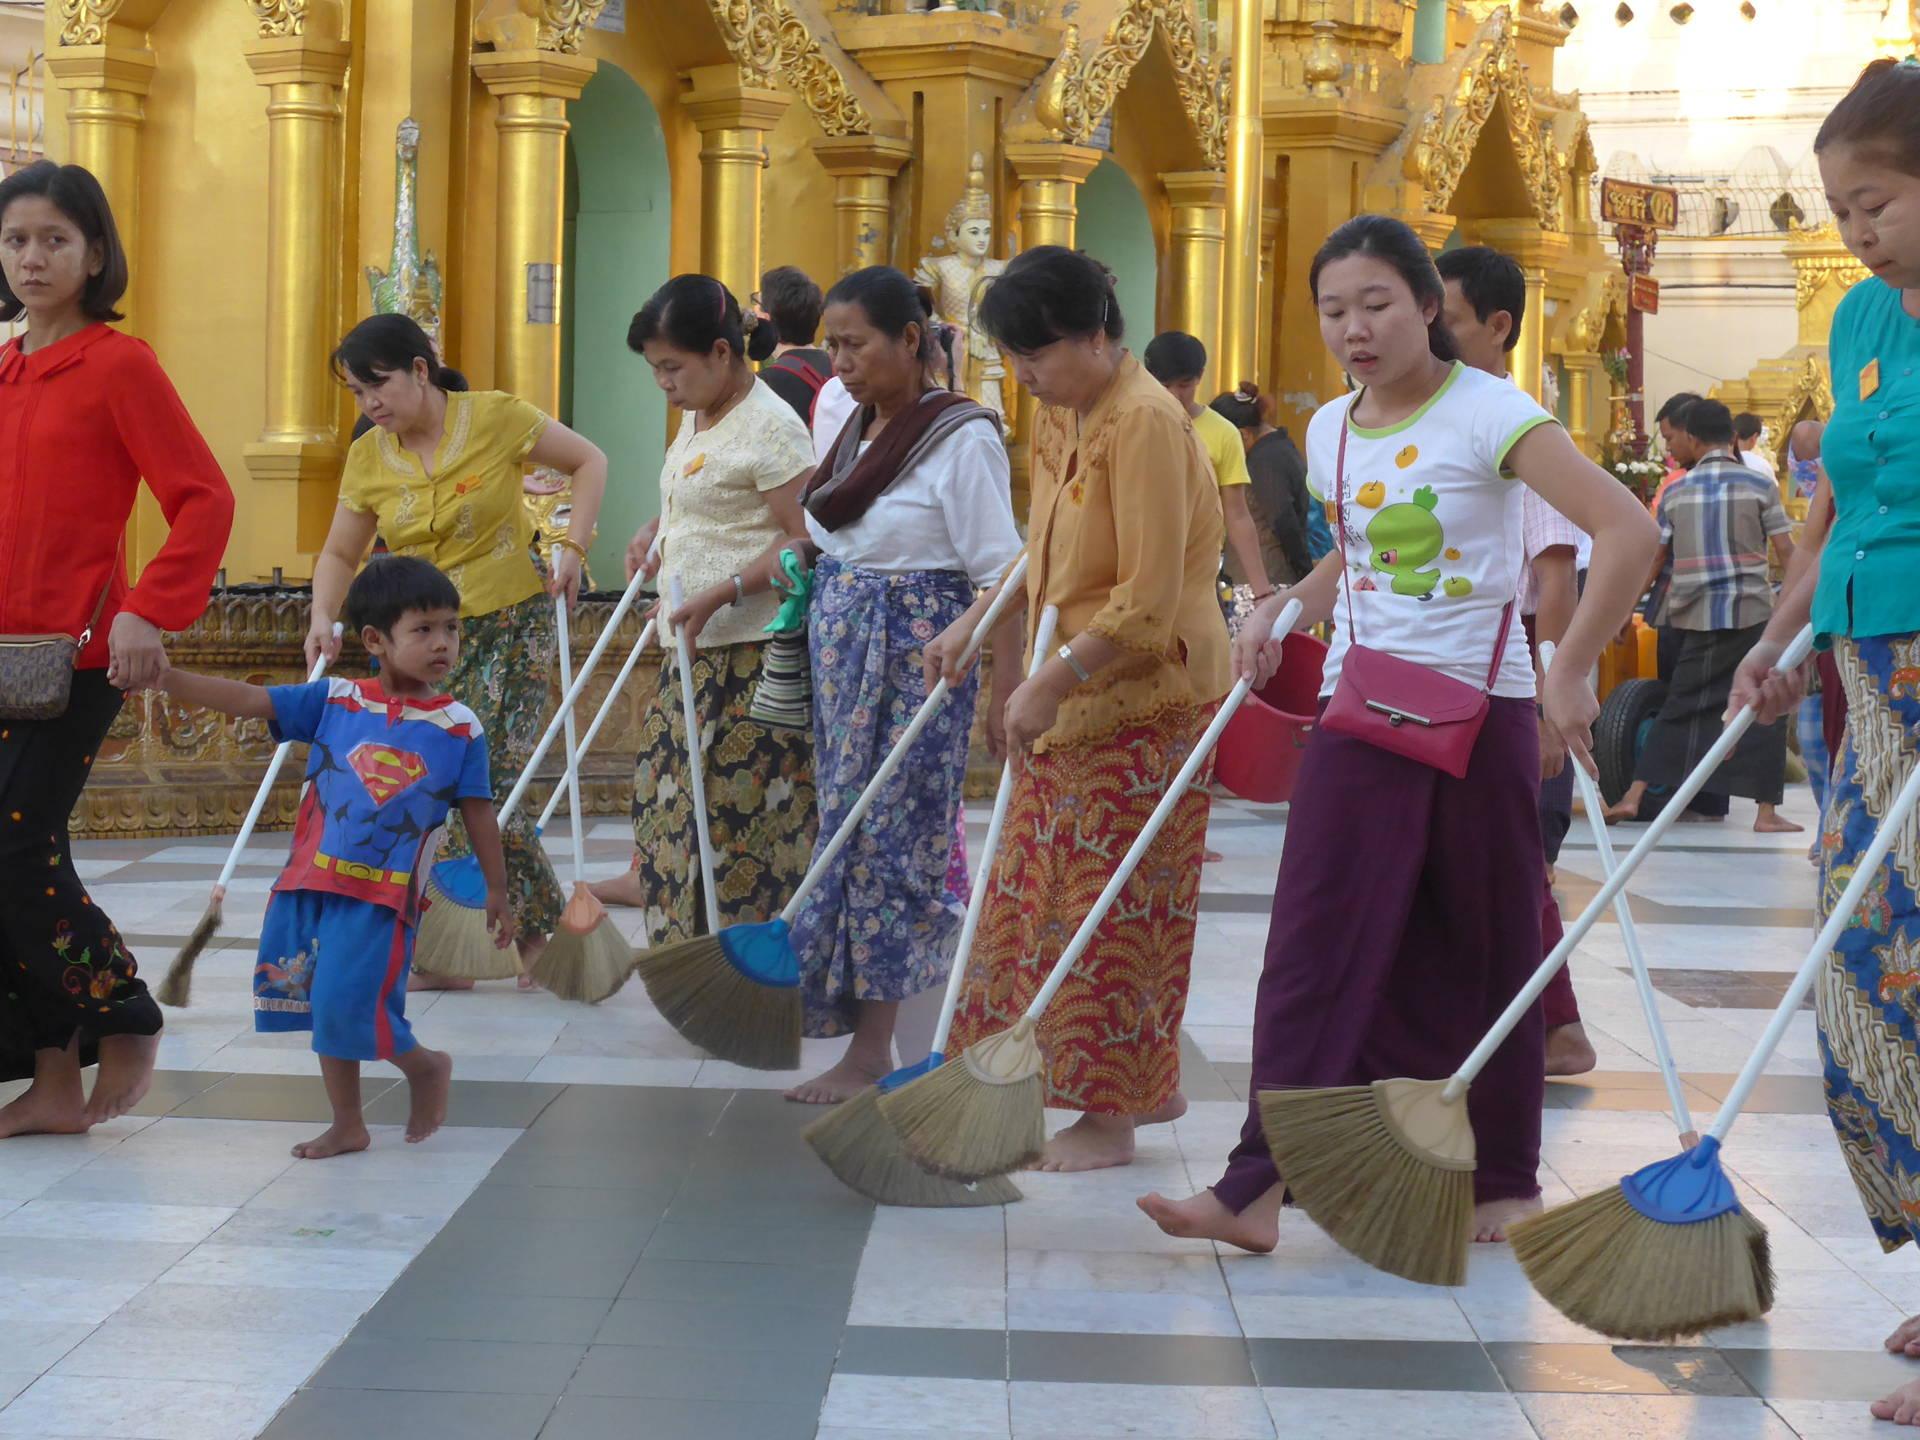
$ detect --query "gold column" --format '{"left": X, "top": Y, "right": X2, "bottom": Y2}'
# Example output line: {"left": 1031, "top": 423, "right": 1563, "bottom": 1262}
{"left": 1161, "top": 170, "right": 1227, "bottom": 393}
{"left": 684, "top": 66, "right": 791, "bottom": 304}
{"left": 812, "top": 134, "right": 913, "bottom": 276}
{"left": 1257, "top": 179, "right": 1282, "bottom": 392}
{"left": 242, "top": 4, "right": 352, "bottom": 554}
{"left": 472, "top": 47, "right": 596, "bottom": 413}
{"left": 1006, "top": 140, "right": 1101, "bottom": 250}
{"left": 1465, "top": 219, "right": 1567, "bottom": 404}
{"left": 1219, "top": 0, "right": 1263, "bottom": 384}
{"left": 46, "top": 33, "right": 155, "bottom": 321}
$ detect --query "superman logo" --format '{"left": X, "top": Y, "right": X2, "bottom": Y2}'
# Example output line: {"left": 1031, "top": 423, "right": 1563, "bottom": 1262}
{"left": 347, "top": 741, "right": 428, "bottom": 805}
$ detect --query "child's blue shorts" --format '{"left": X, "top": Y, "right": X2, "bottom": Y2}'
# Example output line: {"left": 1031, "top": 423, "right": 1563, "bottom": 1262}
{"left": 255, "top": 889, "right": 416, "bottom": 1061}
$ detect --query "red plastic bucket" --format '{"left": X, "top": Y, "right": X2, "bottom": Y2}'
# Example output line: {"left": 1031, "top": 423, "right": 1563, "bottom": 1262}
{"left": 1213, "top": 629, "right": 1328, "bottom": 804}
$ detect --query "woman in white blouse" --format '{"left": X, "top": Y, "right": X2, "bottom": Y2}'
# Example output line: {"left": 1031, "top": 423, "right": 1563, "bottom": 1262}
{"left": 684, "top": 266, "right": 1023, "bottom": 1104}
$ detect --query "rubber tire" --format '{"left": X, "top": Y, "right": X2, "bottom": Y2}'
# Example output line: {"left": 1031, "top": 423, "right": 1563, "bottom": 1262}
{"left": 1594, "top": 676, "right": 1668, "bottom": 808}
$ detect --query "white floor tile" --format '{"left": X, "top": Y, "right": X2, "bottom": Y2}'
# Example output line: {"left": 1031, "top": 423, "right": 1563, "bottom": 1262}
{"left": 0, "top": 1201, "right": 235, "bottom": 1246}
{"left": 0, "top": 1373, "right": 288, "bottom": 1440}
{"left": 159, "top": 1241, "right": 412, "bottom": 1293}
{"left": 1234, "top": 1294, "right": 1477, "bottom": 1342}
{"left": 820, "top": 1376, "right": 1011, "bottom": 1435}
{"left": 1010, "top": 1381, "right": 1276, "bottom": 1438}
{"left": 1008, "top": 1288, "right": 1243, "bottom": 1337}
{"left": 1260, "top": 1389, "right": 1536, "bottom": 1439}
{"left": 1769, "top": 1398, "right": 1908, "bottom": 1439}
{"left": 1517, "top": 1393, "right": 1799, "bottom": 1440}
{"left": 114, "top": 1281, "right": 380, "bottom": 1334}
{"left": 52, "top": 1320, "right": 340, "bottom": 1390}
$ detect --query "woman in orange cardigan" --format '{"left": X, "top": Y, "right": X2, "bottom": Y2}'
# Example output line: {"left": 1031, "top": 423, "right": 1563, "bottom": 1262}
{"left": 0, "top": 163, "right": 234, "bottom": 1137}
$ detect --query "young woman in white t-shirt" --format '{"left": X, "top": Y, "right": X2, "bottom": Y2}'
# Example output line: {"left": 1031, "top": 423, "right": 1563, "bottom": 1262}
{"left": 1140, "top": 215, "right": 1658, "bottom": 1255}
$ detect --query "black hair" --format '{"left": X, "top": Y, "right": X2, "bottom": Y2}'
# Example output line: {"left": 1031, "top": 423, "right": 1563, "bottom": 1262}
{"left": 1434, "top": 245, "right": 1526, "bottom": 353}
{"left": 1309, "top": 215, "right": 1459, "bottom": 363}
{"left": 1655, "top": 391, "right": 1702, "bottom": 426}
{"left": 823, "top": 265, "right": 954, "bottom": 386}
{"left": 331, "top": 313, "right": 469, "bottom": 392}
{"left": 1210, "top": 381, "right": 1272, "bottom": 432}
{"left": 344, "top": 555, "right": 462, "bottom": 636}
{"left": 976, "top": 245, "right": 1124, "bottom": 355}
{"left": 1733, "top": 411, "right": 1764, "bottom": 440}
{"left": 629, "top": 274, "right": 749, "bottom": 363}
{"left": 1815, "top": 58, "right": 1920, "bottom": 178}
{"left": 761, "top": 265, "right": 824, "bottom": 347}
{"left": 0, "top": 160, "right": 128, "bottom": 324}
{"left": 1143, "top": 331, "right": 1208, "bottom": 384}
{"left": 1683, "top": 398, "right": 1737, "bottom": 449}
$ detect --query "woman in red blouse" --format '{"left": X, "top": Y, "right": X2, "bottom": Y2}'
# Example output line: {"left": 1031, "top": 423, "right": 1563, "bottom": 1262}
{"left": 0, "top": 163, "right": 233, "bottom": 1138}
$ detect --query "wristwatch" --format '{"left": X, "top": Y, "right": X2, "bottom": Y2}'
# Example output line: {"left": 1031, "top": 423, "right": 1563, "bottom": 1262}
{"left": 1057, "top": 643, "right": 1092, "bottom": 684}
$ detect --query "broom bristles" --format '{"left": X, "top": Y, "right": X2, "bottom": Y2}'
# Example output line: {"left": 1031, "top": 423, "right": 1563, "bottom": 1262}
{"left": 156, "top": 901, "right": 221, "bottom": 1008}
{"left": 634, "top": 934, "right": 801, "bottom": 1070}
{"left": 877, "top": 1028, "right": 1046, "bottom": 1181}
{"left": 1260, "top": 1084, "right": 1474, "bottom": 1287}
{"left": 531, "top": 916, "right": 635, "bottom": 1005}
{"left": 1509, "top": 1185, "right": 1774, "bottom": 1341}
{"left": 412, "top": 879, "right": 523, "bottom": 982}
{"left": 804, "top": 1087, "right": 1024, "bottom": 1208}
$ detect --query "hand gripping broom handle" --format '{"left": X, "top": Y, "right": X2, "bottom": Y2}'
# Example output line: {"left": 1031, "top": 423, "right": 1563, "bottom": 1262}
{"left": 1541, "top": 642, "right": 1694, "bottom": 1138}
{"left": 539, "top": 617, "right": 659, "bottom": 832}
{"left": 212, "top": 622, "right": 343, "bottom": 904}
{"left": 552, "top": 557, "right": 590, "bottom": 888}
{"left": 668, "top": 576, "right": 723, "bottom": 935}
{"left": 928, "top": 604, "right": 1060, "bottom": 1057}
{"left": 1023, "top": 600, "right": 1304, "bottom": 1023}
{"left": 780, "top": 552, "right": 1031, "bottom": 925}
{"left": 1443, "top": 623, "right": 1816, "bottom": 1102}
{"left": 1706, "top": 743, "right": 1920, "bottom": 1149}
{"left": 498, "top": 538, "right": 659, "bottom": 828}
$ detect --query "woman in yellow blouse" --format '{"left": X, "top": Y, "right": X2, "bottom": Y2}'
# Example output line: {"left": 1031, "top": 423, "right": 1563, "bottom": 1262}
{"left": 926, "top": 246, "right": 1231, "bottom": 1173}
{"left": 307, "top": 314, "right": 608, "bottom": 983}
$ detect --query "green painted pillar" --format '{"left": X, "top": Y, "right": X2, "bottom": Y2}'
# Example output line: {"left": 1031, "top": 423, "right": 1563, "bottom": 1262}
{"left": 1412, "top": 0, "right": 1448, "bottom": 62}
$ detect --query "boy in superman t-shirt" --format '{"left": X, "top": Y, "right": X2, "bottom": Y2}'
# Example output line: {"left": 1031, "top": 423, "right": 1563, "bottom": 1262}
{"left": 159, "top": 557, "right": 514, "bottom": 1158}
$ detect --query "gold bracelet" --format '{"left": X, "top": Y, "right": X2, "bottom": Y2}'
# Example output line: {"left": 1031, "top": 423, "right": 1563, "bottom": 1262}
{"left": 552, "top": 536, "right": 588, "bottom": 562}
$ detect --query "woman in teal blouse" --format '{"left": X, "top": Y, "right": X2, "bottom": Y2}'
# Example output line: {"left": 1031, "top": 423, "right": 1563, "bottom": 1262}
{"left": 1729, "top": 58, "right": 1920, "bottom": 1428}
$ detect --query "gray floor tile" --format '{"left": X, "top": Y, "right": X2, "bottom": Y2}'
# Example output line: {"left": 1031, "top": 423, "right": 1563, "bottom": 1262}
{"left": 310, "top": 1336, "right": 587, "bottom": 1395}
{"left": 538, "top": 1394, "right": 818, "bottom": 1440}
{"left": 641, "top": 1220, "right": 870, "bottom": 1267}
{"left": 1176, "top": 1032, "right": 1239, "bottom": 1103}
{"left": 362, "top": 1079, "right": 565, "bottom": 1130}
{"left": 401, "top": 1218, "right": 652, "bottom": 1299}
{"left": 1012, "top": 1330, "right": 1256, "bottom": 1387}
{"left": 356, "top": 1289, "right": 614, "bottom": 1345}
{"left": 260, "top": 1387, "right": 555, "bottom": 1440}
{"left": 659, "top": 1189, "right": 874, "bottom": 1231}
{"left": 839, "top": 1325, "right": 1008, "bottom": 1380}
{"left": 1247, "top": 1338, "right": 1503, "bottom": 1392}
{"left": 567, "top": 1342, "right": 833, "bottom": 1401}
{"left": 486, "top": 1145, "right": 698, "bottom": 1190}
{"left": 463, "top": 1182, "right": 680, "bottom": 1220}
{"left": 1721, "top": 1347, "right": 1920, "bottom": 1400}
{"left": 171, "top": 1071, "right": 399, "bottom": 1123}
{"left": 620, "top": 1257, "right": 854, "bottom": 1308}
{"left": 1484, "top": 1343, "right": 1753, "bottom": 1397}
{"left": 595, "top": 1298, "right": 845, "bottom": 1358}
{"left": 129, "top": 1068, "right": 234, "bottom": 1116}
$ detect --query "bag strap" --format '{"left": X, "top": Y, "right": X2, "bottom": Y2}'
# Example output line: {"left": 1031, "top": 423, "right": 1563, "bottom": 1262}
{"left": 1334, "top": 398, "right": 1515, "bottom": 696}
{"left": 78, "top": 535, "right": 124, "bottom": 647}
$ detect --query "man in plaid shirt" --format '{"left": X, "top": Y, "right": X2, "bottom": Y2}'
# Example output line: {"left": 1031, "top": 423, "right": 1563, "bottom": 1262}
{"left": 1606, "top": 400, "right": 1801, "bottom": 832}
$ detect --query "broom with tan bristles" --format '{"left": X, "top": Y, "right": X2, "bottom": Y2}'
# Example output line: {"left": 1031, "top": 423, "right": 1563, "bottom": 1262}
{"left": 527, "top": 557, "right": 633, "bottom": 1000}
{"left": 803, "top": 605, "right": 1060, "bottom": 1207}
{"left": 880, "top": 600, "right": 1304, "bottom": 1181}
{"left": 636, "top": 554, "right": 1031, "bottom": 1072}
{"left": 157, "top": 623, "right": 342, "bottom": 1008}
{"left": 1261, "top": 625, "right": 1817, "bottom": 1289}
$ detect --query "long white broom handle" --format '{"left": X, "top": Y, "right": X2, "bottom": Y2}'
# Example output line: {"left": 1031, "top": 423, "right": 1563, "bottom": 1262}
{"left": 1709, "top": 747, "right": 1920, "bottom": 1145}
{"left": 1542, "top": 642, "right": 1695, "bottom": 1138}
{"left": 498, "top": 538, "right": 658, "bottom": 827}
{"left": 781, "top": 552, "right": 1031, "bottom": 925}
{"left": 552, "top": 560, "right": 590, "bottom": 887}
{"left": 929, "top": 604, "right": 1060, "bottom": 1057}
{"left": 1024, "top": 600, "right": 1303, "bottom": 1021}
{"left": 214, "top": 622, "right": 343, "bottom": 899}
{"left": 539, "top": 617, "right": 658, "bottom": 832}
{"left": 1444, "top": 623, "right": 1816, "bottom": 1100}
{"left": 668, "top": 575, "right": 723, "bottom": 935}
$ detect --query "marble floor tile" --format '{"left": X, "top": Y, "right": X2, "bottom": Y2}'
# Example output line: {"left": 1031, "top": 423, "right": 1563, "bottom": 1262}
{"left": 1260, "top": 1388, "right": 1538, "bottom": 1439}
{"left": 0, "top": 1200, "right": 236, "bottom": 1246}
{"left": 1009, "top": 1380, "right": 1277, "bottom": 1438}
{"left": 1007, "top": 1289, "right": 1243, "bottom": 1338}
{"left": 53, "top": 1321, "right": 341, "bottom": 1391}
{"left": 1517, "top": 1392, "right": 1800, "bottom": 1440}
{"left": 0, "top": 1374, "right": 289, "bottom": 1440}
{"left": 1233, "top": 1294, "right": 1479, "bottom": 1343}
{"left": 818, "top": 1375, "right": 1012, "bottom": 1435}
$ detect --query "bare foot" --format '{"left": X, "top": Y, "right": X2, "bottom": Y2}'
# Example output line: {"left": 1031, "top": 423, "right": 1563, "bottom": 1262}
{"left": 1134, "top": 1092, "right": 1189, "bottom": 1127}
{"left": 1601, "top": 801, "right": 1641, "bottom": 823}
{"left": 1474, "top": 1193, "right": 1544, "bottom": 1243}
{"left": 589, "top": 870, "right": 646, "bottom": 908}
{"left": 84, "top": 1032, "right": 157, "bottom": 1126}
{"left": 1032, "top": 1113, "right": 1135, "bottom": 1172}
{"left": 1137, "top": 1188, "right": 1278, "bottom": 1254}
{"left": 408, "top": 972, "right": 475, "bottom": 993}
{"left": 403, "top": 1047, "right": 453, "bottom": 1144}
{"left": 1545, "top": 1023, "right": 1598, "bottom": 1077}
{"left": 784, "top": 1052, "right": 889, "bottom": 1106}
{"left": 1755, "top": 806, "right": 1804, "bottom": 834}
{"left": 1202, "top": 848, "right": 1225, "bottom": 864}
{"left": 1873, "top": 1379, "right": 1920, "bottom": 1426}
{"left": 1884, "top": 1315, "right": 1920, "bottom": 1358}
{"left": 291, "top": 1120, "right": 370, "bottom": 1160}
{"left": 0, "top": 1047, "right": 90, "bottom": 1138}
{"left": 1678, "top": 811, "right": 1726, "bottom": 824}
{"left": 516, "top": 936, "right": 545, "bottom": 992}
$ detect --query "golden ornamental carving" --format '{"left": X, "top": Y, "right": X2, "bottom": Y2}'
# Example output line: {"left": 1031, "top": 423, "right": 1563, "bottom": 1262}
{"left": 1035, "top": 0, "right": 1227, "bottom": 168}
{"left": 57, "top": 0, "right": 123, "bottom": 45}
{"left": 708, "top": 0, "right": 872, "bottom": 136}
{"left": 537, "top": 0, "right": 609, "bottom": 51}
{"left": 1789, "top": 220, "right": 1871, "bottom": 311}
{"left": 248, "top": 0, "right": 309, "bottom": 37}
{"left": 1566, "top": 306, "right": 1601, "bottom": 354}
{"left": 1764, "top": 353, "right": 1835, "bottom": 459}
{"left": 1403, "top": 7, "right": 1561, "bottom": 226}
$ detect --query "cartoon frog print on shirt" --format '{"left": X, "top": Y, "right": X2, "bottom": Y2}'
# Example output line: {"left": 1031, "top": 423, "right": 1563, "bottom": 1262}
{"left": 1367, "top": 485, "right": 1445, "bottom": 598}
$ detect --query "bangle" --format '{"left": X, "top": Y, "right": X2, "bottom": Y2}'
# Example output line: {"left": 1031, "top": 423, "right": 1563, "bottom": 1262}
{"left": 730, "top": 573, "right": 745, "bottom": 605}
{"left": 1251, "top": 588, "right": 1277, "bottom": 602}
{"left": 553, "top": 536, "right": 588, "bottom": 562}
{"left": 1056, "top": 643, "right": 1092, "bottom": 685}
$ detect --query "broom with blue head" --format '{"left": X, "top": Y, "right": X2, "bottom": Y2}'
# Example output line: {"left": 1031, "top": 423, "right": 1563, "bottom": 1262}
{"left": 635, "top": 553, "right": 1030, "bottom": 1073}
{"left": 802, "top": 604, "right": 1059, "bottom": 1207}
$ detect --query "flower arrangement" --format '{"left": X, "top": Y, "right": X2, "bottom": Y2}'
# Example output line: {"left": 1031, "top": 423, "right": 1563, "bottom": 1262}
{"left": 1612, "top": 458, "right": 1664, "bottom": 483}
{"left": 1601, "top": 347, "right": 1631, "bottom": 389}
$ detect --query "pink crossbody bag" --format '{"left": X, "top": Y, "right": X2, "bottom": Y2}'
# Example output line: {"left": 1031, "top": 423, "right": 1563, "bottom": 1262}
{"left": 1319, "top": 414, "right": 1514, "bottom": 779}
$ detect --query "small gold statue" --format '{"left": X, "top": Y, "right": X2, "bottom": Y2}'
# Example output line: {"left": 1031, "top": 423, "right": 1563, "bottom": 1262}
{"left": 915, "top": 153, "right": 1009, "bottom": 434}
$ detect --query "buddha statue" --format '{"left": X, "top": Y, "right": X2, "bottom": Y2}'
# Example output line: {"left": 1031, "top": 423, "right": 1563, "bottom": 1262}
{"left": 915, "top": 153, "right": 1009, "bottom": 434}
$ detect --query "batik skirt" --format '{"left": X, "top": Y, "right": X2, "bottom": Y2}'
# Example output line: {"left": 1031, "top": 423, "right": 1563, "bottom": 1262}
{"left": 792, "top": 559, "right": 978, "bottom": 1039}
{"left": 631, "top": 639, "right": 817, "bottom": 945}
{"left": 1816, "top": 633, "right": 1920, "bottom": 1251}
{"left": 947, "top": 706, "right": 1214, "bottom": 1117}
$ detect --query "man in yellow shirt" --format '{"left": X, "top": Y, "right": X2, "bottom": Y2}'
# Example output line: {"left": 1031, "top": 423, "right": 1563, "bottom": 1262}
{"left": 1143, "top": 332, "right": 1274, "bottom": 607}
